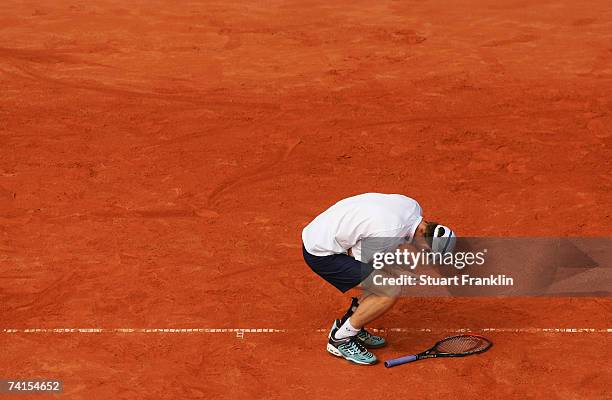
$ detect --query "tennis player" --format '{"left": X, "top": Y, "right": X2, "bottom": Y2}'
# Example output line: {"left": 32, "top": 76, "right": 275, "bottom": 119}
{"left": 302, "top": 193, "right": 455, "bottom": 365}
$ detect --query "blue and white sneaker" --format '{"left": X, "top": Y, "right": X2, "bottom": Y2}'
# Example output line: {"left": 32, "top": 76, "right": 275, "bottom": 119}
{"left": 327, "top": 320, "right": 378, "bottom": 365}
{"left": 328, "top": 320, "right": 386, "bottom": 349}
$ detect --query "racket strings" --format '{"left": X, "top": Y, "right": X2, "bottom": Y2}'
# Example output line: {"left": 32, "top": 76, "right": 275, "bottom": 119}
{"left": 434, "top": 335, "right": 491, "bottom": 354}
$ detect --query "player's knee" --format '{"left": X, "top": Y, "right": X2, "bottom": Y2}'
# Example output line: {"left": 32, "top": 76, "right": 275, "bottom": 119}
{"left": 363, "top": 278, "right": 402, "bottom": 299}
{"left": 378, "top": 284, "right": 401, "bottom": 301}
{"left": 374, "top": 294, "right": 398, "bottom": 312}
{"left": 390, "top": 285, "right": 402, "bottom": 300}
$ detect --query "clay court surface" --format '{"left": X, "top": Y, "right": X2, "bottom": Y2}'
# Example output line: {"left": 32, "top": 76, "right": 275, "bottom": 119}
{"left": 1, "top": 0, "right": 611, "bottom": 398}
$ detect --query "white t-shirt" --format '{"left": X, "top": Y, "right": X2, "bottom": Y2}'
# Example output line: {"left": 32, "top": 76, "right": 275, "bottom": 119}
{"left": 302, "top": 193, "right": 423, "bottom": 262}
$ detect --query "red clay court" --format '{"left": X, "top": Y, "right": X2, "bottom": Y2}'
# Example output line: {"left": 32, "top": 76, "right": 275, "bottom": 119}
{"left": 0, "top": 0, "right": 611, "bottom": 398}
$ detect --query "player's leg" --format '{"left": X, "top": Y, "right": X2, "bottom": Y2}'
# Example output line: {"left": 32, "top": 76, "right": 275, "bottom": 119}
{"left": 303, "top": 246, "right": 378, "bottom": 365}
{"left": 335, "top": 273, "right": 399, "bottom": 347}
{"left": 335, "top": 293, "right": 388, "bottom": 348}
{"left": 346, "top": 293, "right": 397, "bottom": 328}
{"left": 328, "top": 291, "right": 396, "bottom": 363}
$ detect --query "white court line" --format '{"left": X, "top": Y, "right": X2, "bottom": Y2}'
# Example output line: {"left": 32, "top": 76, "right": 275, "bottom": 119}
{"left": 1, "top": 327, "right": 611, "bottom": 338}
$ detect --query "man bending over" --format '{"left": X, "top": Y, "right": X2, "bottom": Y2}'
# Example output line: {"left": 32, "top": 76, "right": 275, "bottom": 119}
{"left": 302, "top": 193, "right": 455, "bottom": 365}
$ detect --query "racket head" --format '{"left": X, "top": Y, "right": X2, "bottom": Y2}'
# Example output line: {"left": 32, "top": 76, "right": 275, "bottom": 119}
{"left": 430, "top": 334, "right": 492, "bottom": 357}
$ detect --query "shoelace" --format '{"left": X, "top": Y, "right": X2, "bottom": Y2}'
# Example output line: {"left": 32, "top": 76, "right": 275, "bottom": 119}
{"left": 341, "top": 337, "right": 371, "bottom": 356}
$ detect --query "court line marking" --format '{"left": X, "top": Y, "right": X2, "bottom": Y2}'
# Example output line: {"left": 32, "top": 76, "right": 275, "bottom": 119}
{"left": 1, "top": 327, "right": 611, "bottom": 337}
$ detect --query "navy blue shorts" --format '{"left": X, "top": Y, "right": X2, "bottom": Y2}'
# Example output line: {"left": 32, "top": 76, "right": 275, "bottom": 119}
{"left": 302, "top": 245, "right": 374, "bottom": 293}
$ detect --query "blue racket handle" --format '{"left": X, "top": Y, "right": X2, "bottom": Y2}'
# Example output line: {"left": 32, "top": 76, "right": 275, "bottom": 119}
{"left": 384, "top": 355, "right": 417, "bottom": 368}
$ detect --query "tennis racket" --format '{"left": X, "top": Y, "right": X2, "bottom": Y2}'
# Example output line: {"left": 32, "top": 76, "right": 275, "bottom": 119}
{"left": 384, "top": 334, "right": 492, "bottom": 368}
